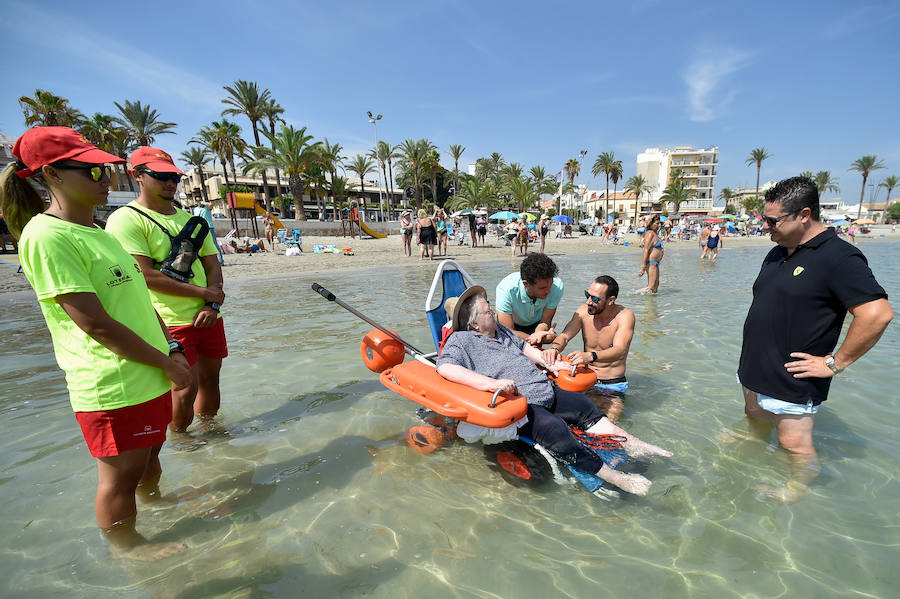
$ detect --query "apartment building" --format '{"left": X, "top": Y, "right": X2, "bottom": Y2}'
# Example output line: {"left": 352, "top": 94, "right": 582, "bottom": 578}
{"left": 637, "top": 146, "right": 718, "bottom": 212}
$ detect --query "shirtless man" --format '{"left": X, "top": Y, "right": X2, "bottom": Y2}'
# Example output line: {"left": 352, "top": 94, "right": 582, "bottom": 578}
{"left": 541, "top": 275, "right": 634, "bottom": 422}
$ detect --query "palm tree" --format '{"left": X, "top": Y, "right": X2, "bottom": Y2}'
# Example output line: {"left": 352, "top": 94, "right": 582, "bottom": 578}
{"left": 180, "top": 147, "right": 212, "bottom": 204}
{"left": 222, "top": 80, "right": 274, "bottom": 212}
{"left": 592, "top": 152, "right": 616, "bottom": 222}
{"left": 610, "top": 160, "right": 623, "bottom": 219}
{"left": 446, "top": 177, "right": 499, "bottom": 211}
{"left": 850, "top": 155, "right": 886, "bottom": 219}
{"left": 423, "top": 149, "right": 442, "bottom": 207}
{"left": 191, "top": 120, "right": 245, "bottom": 218}
{"left": 624, "top": 174, "right": 652, "bottom": 223}
{"left": 878, "top": 175, "right": 898, "bottom": 223}
{"left": 397, "top": 138, "right": 433, "bottom": 209}
{"left": 319, "top": 138, "right": 346, "bottom": 214}
{"left": 330, "top": 175, "right": 349, "bottom": 221}
{"left": 448, "top": 144, "right": 465, "bottom": 200}
{"left": 561, "top": 157, "right": 581, "bottom": 214}
{"left": 261, "top": 100, "right": 286, "bottom": 205}
{"left": 369, "top": 141, "right": 393, "bottom": 213}
{"left": 813, "top": 171, "right": 840, "bottom": 197}
{"left": 347, "top": 154, "right": 376, "bottom": 202}
{"left": 19, "top": 89, "right": 83, "bottom": 127}
{"left": 387, "top": 143, "right": 401, "bottom": 208}
{"left": 660, "top": 181, "right": 693, "bottom": 219}
{"left": 113, "top": 99, "right": 176, "bottom": 147}
{"left": 243, "top": 125, "right": 321, "bottom": 221}
{"left": 745, "top": 148, "right": 771, "bottom": 206}
{"left": 506, "top": 175, "right": 538, "bottom": 213}
{"left": 718, "top": 187, "right": 736, "bottom": 213}
{"left": 799, "top": 170, "right": 814, "bottom": 181}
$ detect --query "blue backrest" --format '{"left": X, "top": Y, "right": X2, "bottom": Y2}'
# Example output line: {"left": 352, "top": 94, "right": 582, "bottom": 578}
{"left": 425, "top": 268, "right": 468, "bottom": 352}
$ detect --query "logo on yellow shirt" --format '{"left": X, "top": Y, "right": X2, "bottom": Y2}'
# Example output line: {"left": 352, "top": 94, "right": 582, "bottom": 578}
{"left": 793, "top": 266, "right": 804, "bottom": 276}
{"left": 107, "top": 264, "right": 133, "bottom": 287}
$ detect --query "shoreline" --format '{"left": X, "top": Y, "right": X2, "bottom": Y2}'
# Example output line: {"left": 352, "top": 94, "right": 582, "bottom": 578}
{"left": 2, "top": 229, "right": 898, "bottom": 296}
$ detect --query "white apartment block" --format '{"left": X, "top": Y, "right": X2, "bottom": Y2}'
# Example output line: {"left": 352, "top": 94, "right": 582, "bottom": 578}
{"left": 637, "top": 146, "right": 718, "bottom": 212}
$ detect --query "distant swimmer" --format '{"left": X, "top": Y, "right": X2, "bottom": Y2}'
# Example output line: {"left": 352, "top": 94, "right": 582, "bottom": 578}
{"left": 542, "top": 275, "right": 634, "bottom": 422}
{"left": 637, "top": 215, "right": 664, "bottom": 293}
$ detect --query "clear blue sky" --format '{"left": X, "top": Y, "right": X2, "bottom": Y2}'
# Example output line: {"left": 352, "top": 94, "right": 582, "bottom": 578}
{"left": 3, "top": 0, "right": 898, "bottom": 205}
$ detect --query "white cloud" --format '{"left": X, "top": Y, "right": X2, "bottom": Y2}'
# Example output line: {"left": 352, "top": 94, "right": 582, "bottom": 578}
{"left": 4, "top": 2, "right": 222, "bottom": 111}
{"left": 683, "top": 47, "right": 754, "bottom": 122}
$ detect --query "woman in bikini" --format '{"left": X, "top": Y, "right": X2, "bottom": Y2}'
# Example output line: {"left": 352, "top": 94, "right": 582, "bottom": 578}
{"left": 399, "top": 210, "right": 414, "bottom": 256}
{"left": 415, "top": 208, "right": 436, "bottom": 260}
{"left": 638, "top": 215, "right": 664, "bottom": 293}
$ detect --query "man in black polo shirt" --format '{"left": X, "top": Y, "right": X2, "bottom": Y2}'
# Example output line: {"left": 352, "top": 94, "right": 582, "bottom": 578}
{"left": 738, "top": 176, "right": 892, "bottom": 501}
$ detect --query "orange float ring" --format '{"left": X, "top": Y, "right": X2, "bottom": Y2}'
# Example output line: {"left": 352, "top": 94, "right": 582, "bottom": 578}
{"left": 406, "top": 425, "right": 446, "bottom": 454}
{"left": 360, "top": 329, "right": 405, "bottom": 373}
{"left": 548, "top": 356, "right": 597, "bottom": 393}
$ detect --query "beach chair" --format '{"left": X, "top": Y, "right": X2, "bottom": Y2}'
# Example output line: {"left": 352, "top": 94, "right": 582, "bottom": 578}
{"left": 284, "top": 229, "right": 302, "bottom": 251}
{"left": 424, "top": 260, "right": 476, "bottom": 353}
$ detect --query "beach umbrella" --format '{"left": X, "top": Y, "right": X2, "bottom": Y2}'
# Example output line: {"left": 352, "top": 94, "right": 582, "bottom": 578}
{"left": 452, "top": 208, "right": 474, "bottom": 217}
{"left": 579, "top": 218, "right": 595, "bottom": 225}
{"left": 832, "top": 219, "right": 850, "bottom": 226}
{"left": 705, "top": 218, "right": 723, "bottom": 223}
{"left": 659, "top": 215, "right": 669, "bottom": 222}
{"left": 855, "top": 218, "right": 876, "bottom": 225}
{"left": 551, "top": 215, "right": 574, "bottom": 224}
{"left": 738, "top": 214, "right": 751, "bottom": 220}
{"left": 720, "top": 214, "right": 736, "bottom": 220}
{"left": 489, "top": 210, "right": 519, "bottom": 221}
{"left": 518, "top": 212, "right": 537, "bottom": 221}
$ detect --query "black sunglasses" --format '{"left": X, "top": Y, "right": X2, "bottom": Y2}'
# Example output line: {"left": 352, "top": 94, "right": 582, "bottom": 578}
{"left": 584, "top": 290, "right": 604, "bottom": 304}
{"left": 53, "top": 164, "right": 112, "bottom": 182}
{"left": 141, "top": 169, "right": 182, "bottom": 183}
{"left": 761, "top": 210, "right": 800, "bottom": 228}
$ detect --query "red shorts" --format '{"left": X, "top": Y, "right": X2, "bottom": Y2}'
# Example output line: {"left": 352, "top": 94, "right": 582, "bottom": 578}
{"left": 75, "top": 391, "right": 172, "bottom": 458}
{"left": 168, "top": 317, "right": 228, "bottom": 366}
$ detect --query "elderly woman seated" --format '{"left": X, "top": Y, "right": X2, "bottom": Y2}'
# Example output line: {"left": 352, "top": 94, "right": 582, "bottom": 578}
{"left": 436, "top": 286, "right": 672, "bottom": 496}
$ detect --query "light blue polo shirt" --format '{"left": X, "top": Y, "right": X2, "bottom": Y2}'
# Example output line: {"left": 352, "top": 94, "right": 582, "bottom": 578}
{"left": 495, "top": 272, "right": 564, "bottom": 327}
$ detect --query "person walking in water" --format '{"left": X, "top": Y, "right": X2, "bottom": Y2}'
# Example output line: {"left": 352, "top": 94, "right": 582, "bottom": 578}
{"left": 1, "top": 127, "right": 191, "bottom": 559}
{"left": 638, "top": 215, "right": 664, "bottom": 293}
{"left": 106, "top": 147, "right": 228, "bottom": 435}
{"left": 703, "top": 225, "right": 723, "bottom": 260}
{"left": 738, "top": 176, "right": 892, "bottom": 502}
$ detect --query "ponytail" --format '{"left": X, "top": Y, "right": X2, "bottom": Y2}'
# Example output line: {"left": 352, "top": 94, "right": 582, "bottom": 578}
{"left": 0, "top": 162, "right": 45, "bottom": 239}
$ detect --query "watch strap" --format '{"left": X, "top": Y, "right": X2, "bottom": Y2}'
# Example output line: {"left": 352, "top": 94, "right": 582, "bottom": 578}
{"left": 205, "top": 301, "right": 221, "bottom": 312}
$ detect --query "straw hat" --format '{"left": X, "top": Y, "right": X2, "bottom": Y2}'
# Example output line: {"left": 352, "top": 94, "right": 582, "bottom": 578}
{"left": 444, "top": 285, "right": 487, "bottom": 331}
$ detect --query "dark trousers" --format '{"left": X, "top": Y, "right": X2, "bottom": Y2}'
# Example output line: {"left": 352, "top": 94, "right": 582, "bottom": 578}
{"left": 518, "top": 386, "right": 606, "bottom": 473}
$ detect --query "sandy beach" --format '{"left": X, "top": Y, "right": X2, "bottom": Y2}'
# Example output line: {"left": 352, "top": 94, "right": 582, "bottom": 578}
{"left": 1, "top": 227, "right": 896, "bottom": 295}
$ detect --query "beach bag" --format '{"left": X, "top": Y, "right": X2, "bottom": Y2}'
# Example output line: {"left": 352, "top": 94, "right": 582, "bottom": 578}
{"left": 126, "top": 206, "right": 210, "bottom": 283}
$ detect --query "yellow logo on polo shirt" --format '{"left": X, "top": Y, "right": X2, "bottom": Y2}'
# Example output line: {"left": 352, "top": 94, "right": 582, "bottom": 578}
{"left": 793, "top": 266, "right": 804, "bottom": 276}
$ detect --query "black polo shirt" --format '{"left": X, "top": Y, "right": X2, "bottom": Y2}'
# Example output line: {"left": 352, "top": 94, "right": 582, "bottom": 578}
{"left": 738, "top": 228, "right": 887, "bottom": 405}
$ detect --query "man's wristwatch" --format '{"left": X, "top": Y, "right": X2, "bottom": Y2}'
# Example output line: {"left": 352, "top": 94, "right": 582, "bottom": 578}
{"left": 205, "top": 301, "right": 221, "bottom": 312}
{"left": 824, "top": 355, "right": 842, "bottom": 375}
{"left": 590, "top": 351, "right": 598, "bottom": 363}
{"left": 168, "top": 340, "right": 186, "bottom": 355}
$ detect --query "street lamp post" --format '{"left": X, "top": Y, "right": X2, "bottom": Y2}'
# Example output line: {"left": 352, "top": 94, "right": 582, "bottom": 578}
{"left": 578, "top": 149, "right": 587, "bottom": 219}
{"left": 367, "top": 111, "right": 385, "bottom": 221}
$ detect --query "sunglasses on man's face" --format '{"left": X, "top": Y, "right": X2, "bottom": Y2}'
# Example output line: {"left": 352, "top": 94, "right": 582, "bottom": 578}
{"left": 54, "top": 164, "right": 112, "bottom": 182}
{"left": 761, "top": 210, "right": 800, "bottom": 228}
{"left": 142, "top": 169, "right": 182, "bottom": 183}
{"left": 584, "top": 290, "right": 604, "bottom": 304}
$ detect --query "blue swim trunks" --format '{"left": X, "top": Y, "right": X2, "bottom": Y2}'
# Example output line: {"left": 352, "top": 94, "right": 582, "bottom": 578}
{"left": 593, "top": 377, "right": 628, "bottom": 395}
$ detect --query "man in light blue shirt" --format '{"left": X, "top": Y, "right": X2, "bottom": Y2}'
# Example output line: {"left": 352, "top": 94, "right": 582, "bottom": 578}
{"left": 495, "top": 253, "right": 564, "bottom": 345}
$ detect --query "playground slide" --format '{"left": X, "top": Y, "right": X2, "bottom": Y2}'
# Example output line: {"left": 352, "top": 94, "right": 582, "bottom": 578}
{"left": 359, "top": 220, "right": 387, "bottom": 239}
{"left": 254, "top": 204, "right": 285, "bottom": 230}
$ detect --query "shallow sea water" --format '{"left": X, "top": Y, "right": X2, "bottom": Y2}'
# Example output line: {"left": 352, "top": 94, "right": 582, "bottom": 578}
{"left": 1, "top": 240, "right": 898, "bottom": 598}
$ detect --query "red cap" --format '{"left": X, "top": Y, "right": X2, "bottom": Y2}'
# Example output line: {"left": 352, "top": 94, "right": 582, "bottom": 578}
{"left": 12, "top": 126, "right": 124, "bottom": 179}
{"left": 129, "top": 147, "right": 184, "bottom": 174}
